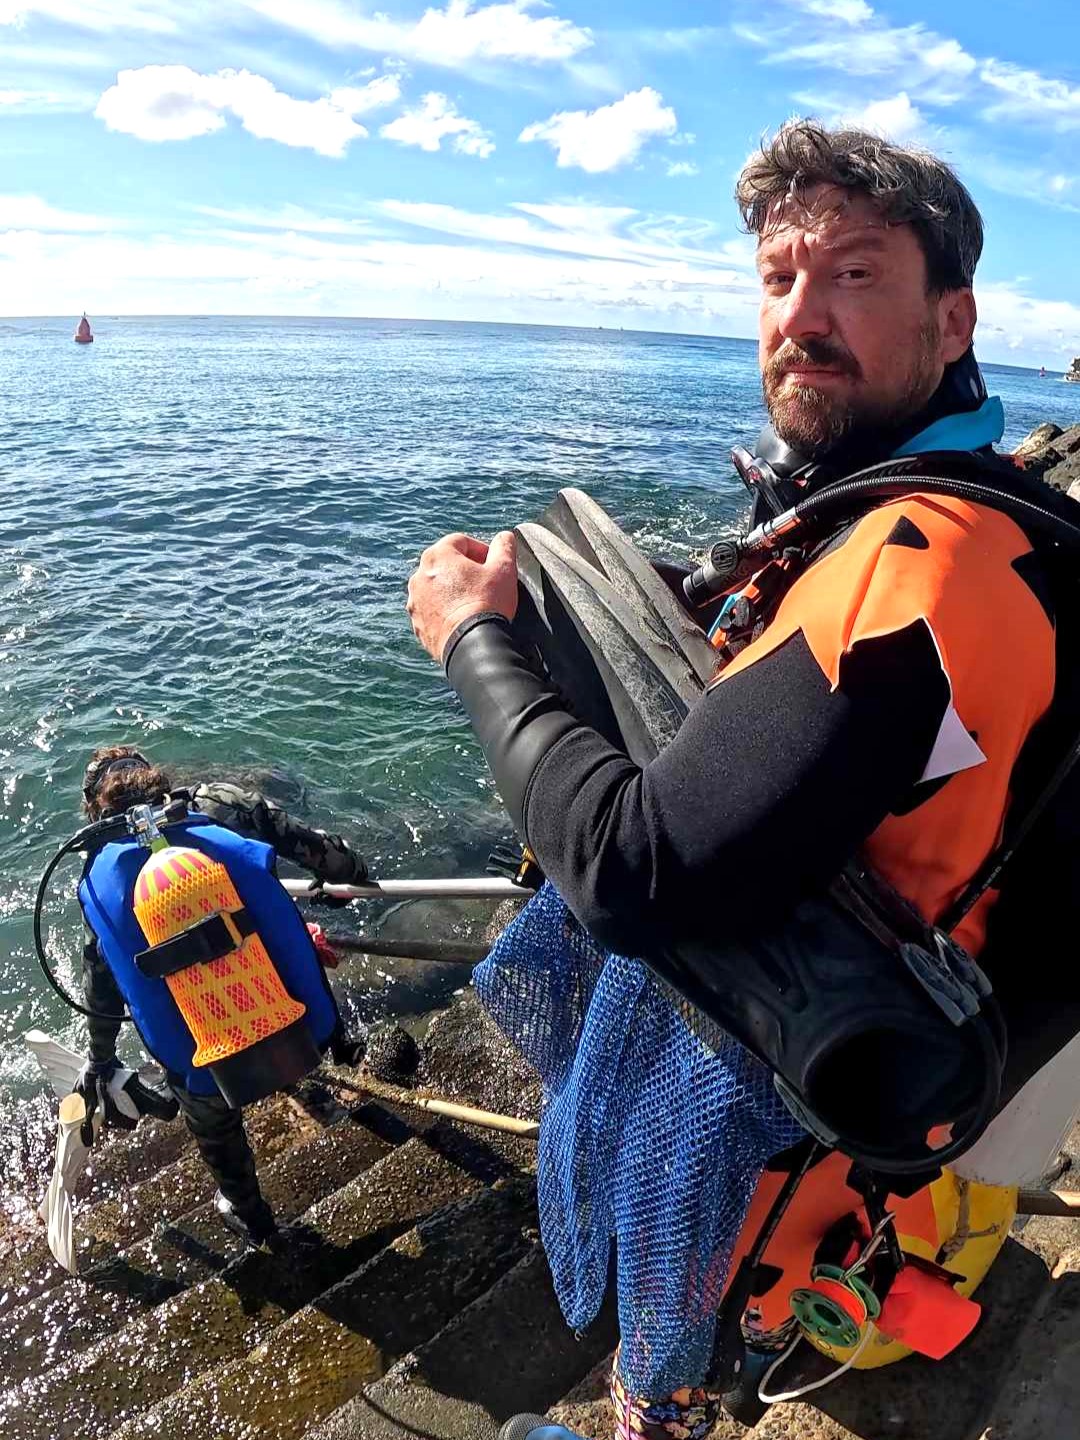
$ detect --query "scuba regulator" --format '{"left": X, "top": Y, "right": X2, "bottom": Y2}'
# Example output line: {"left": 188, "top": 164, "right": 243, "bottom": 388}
{"left": 34, "top": 796, "right": 191, "bottom": 1021}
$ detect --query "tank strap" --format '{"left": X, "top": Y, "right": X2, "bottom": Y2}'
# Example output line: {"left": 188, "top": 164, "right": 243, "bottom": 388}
{"left": 135, "top": 907, "right": 256, "bottom": 979}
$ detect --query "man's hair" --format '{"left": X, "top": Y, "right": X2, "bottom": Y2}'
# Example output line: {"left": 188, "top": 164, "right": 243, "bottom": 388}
{"left": 83, "top": 743, "right": 173, "bottom": 819}
{"left": 736, "top": 120, "right": 984, "bottom": 292}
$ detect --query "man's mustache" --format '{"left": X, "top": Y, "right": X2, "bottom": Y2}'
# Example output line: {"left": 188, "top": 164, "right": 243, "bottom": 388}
{"left": 764, "top": 341, "right": 862, "bottom": 385}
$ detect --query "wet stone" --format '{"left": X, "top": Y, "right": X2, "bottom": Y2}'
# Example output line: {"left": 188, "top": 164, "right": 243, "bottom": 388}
{"left": 111, "top": 1178, "right": 539, "bottom": 1440}
{"left": 364, "top": 1022, "right": 420, "bottom": 1084}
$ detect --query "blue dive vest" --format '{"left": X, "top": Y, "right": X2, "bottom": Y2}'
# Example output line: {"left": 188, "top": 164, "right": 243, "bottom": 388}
{"left": 78, "top": 815, "right": 339, "bottom": 1097}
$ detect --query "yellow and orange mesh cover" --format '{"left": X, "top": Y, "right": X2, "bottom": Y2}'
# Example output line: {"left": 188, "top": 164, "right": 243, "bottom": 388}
{"left": 133, "top": 845, "right": 305, "bottom": 1067}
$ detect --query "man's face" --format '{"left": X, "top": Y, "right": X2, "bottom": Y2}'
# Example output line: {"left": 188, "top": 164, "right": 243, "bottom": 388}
{"left": 757, "top": 187, "right": 972, "bottom": 457}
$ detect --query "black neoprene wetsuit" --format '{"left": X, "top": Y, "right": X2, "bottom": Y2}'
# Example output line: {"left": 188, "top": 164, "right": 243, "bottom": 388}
{"left": 445, "top": 609, "right": 950, "bottom": 961}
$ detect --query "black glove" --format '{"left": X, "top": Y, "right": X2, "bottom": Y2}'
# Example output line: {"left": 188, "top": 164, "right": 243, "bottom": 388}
{"left": 303, "top": 880, "right": 355, "bottom": 911}
{"left": 486, "top": 842, "right": 544, "bottom": 890}
{"left": 74, "top": 1058, "right": 179, "bottom": 1145}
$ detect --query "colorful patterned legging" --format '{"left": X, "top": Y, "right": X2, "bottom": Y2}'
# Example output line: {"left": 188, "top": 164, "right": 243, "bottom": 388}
{"left": 609, "top": 1351, "right": 725, "bottom": 1440}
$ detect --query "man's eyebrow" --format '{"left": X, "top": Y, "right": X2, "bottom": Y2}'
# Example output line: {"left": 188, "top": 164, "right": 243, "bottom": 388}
{"left": 757, "top": 228, "right": 892, "bottom": 268}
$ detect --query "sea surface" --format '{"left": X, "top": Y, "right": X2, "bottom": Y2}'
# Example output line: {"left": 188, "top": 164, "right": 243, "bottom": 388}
{"left": 2, "top": 315, "right": 1079, "bottom": 1104}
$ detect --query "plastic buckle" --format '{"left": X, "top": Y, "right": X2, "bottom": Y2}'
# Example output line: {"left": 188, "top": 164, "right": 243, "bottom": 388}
{"left": 898, "top": 933, "right": 984, "bottom": 1026}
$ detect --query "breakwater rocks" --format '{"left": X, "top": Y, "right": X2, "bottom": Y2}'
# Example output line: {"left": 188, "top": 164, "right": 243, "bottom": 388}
{"left": 1015, "top": 421, "right": 1080, "bottom": 498}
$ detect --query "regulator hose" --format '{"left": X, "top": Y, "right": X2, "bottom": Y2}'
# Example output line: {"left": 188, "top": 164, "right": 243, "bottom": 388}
{"left": 684, "top": 457, "right": 1080, "bottom": 606}
{"left": 34, "top": 814, "right": 134, "bottom": 1021}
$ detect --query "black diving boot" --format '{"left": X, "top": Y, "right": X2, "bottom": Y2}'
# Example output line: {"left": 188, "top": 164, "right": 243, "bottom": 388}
{"left": 214, "top": 1190, "right": 279, "bottom": 1248}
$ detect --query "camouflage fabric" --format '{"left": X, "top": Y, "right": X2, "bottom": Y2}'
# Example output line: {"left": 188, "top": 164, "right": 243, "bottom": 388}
{"left": 191, "top": 781, "right": 367, "bottom": 885}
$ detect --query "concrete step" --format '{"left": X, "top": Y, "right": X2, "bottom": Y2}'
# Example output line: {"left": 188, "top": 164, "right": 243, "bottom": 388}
{"left": 0, "top": 1103, "right": 393, "bottom": 1389}
{"left": 308, "top": 1243, "right": 619, "bottom": 1440}
{"left": 108, "top": 1176, "right": 540, "bottom": 1440}
{"left": 4, "top": 1126, "right": 505, "bottom": 1440}
{"left": 0, "top": 1091, "right": 320, "bottom": 1312}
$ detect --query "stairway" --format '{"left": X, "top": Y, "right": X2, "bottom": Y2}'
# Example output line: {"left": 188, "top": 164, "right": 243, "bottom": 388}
{"left": 1, "top": 1065, "right": 617, "bottom": 1440}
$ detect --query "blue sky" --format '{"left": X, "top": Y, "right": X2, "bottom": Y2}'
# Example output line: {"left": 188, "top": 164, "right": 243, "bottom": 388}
{"left": 2, "top": 0, "right": 1079, "bottom": 364}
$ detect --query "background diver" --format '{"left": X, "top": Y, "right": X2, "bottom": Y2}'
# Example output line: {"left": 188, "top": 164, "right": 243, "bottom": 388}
{"left": 75, "top": 743, "right": 369, "bottom": 1248}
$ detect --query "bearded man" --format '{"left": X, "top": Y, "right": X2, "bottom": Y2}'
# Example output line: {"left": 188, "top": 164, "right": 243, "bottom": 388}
{"left": 407, "top": 122, "right": 1058, "bottom": 1436}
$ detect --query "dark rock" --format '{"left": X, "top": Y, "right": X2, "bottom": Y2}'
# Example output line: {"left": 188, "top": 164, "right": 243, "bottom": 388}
{"left": 419, "top": 988, "right": 542, "bottom": 1121}
{"left": 364, "top": 1022, "right": 420, "bottom": 1084}
{"left": 1015, "top": 422, "right": 1080, "bottom": 494}
{"left": 1014, "top": 422, "right": 1063, "bottom": 459}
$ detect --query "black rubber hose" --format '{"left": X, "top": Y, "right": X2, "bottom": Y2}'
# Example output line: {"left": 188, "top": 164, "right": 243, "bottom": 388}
{"left": 785, "top": 470, "right": 1080, "bottom": 556}
{"left": 34, "top": 822, "right": 132, "bottom": 1023}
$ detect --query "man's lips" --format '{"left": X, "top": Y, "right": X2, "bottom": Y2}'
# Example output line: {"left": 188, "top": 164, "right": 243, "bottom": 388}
{"left": 779, "top": 365, "right": 850, "bottom": 380}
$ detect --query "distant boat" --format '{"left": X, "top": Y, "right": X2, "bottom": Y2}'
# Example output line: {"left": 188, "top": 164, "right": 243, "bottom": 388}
{"left": 73, "top": 313, "right": 93, "bottom": 345}
{"left": 1066, "top": 356, "right": 1080, "bottom": 384}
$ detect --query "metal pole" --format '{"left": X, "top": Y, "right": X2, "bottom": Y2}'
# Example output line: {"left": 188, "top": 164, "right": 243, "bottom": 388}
{"left": 1016, "top": 1189, "right": 1080, "bottom": 1218}
{"left": 282, "top": 877, "right": 535, "bottom": 902}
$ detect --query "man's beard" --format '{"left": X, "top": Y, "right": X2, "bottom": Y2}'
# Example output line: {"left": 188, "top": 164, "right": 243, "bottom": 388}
{"left": 762, "top": 320, "right": 941, "bottom": 460}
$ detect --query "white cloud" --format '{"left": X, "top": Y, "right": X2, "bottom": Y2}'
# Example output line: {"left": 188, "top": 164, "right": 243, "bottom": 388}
{"left": 844, "top": 92, "right": 927, "bottom": 142}
{"left": 980, "top": 59, "right": 1080, "bottom": 131}
{"left": 520, "top": 87, "right": 678, "bottom": 174}
{"left": 239, "top": 0, "right": 592, "bottom": 70}
{"left": 95, "top": 67, "right": 400, "bottom": 157}
{"left": 191, "top": 203, "right": 372, "bottom": 234}
{"left": 769, "top": 24, "right": 976, "bottom": 83}
{"left": 0, "top": 1, "right": 186, "bottom": 31}
{"left": 0, "top": 194, "right": 112, "bottom": 231}
{"left": 1049, "top": 175, "right": 1075, "bottom": 195}
{"left": 513, "top": 201, "right": 636, "bottom": 234}
{"left": 976, "top": 281, "right": 1080, "bottom": 358}
{"left": 0, "top": 88, "right": 64, "bottom": 106}
{"left": 380, "top": 197, "right": 749, "bottom": 274}
{"left": 380, "top": 92, "right": 494, "bottom": 157}
{"left": 666, "top": 160, "right": 699, "bottom": 178}
{"left": 788, "top": 0, "right": 874, "bottom": 22}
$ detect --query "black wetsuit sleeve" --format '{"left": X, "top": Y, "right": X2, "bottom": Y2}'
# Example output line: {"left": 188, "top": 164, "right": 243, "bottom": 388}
{"left": 444, "top": 615, "right": 950, "bottom": 957}
{"left": 82, "top": 924, "right": 127, "bottom": 1061}
{"left": 192, "top": 782, "right": 367, "bottom": 884}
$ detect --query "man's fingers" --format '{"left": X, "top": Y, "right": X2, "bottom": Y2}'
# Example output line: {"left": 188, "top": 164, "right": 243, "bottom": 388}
{"left": 485, "top": 530, "right": 517, "bottom": 570}
{"left": 438, "top": 533, "right": 490, "bottom": 563}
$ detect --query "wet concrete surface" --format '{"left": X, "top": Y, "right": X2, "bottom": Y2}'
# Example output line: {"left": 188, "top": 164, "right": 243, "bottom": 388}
{"left": 0, "top": 1091, "right": 317, "bottom": 1311}
{"left": 309, "top": 1246, "right": 618, "bottom": 1440}
{"left": 5, "top": 1130, "right": 483, "bottom": 1440}
{"left": 418, "top": 989, "right": 542, "bottom": 1121}
{"left": 0, "top": 1105, "right": 390, "bottom": 1386}
{"left": 110, "top": 1178, "right": 539, "bottom": 1440}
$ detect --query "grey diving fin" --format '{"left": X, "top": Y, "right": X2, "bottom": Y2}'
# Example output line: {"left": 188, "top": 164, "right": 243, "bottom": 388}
{"left": 514, "top": 520, "right": 697, "bottom": 765}
{"left": 537, "top": 488, "right": 717, "bottom": 687}
{"left": 512, "top": 488, "right": 712, "bottom": 766}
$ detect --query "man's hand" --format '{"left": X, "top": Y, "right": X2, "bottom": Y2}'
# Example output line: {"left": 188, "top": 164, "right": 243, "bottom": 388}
{"left": 406, "top": 531, "right": 518, "bottom": 664}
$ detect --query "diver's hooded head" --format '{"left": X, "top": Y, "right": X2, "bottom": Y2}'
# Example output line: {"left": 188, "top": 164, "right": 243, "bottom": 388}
{"left": 738, "top": 120, "right": 985, "bottom": 472}
{"left": 82, "top": 744, "right": 172, "bottom": 820}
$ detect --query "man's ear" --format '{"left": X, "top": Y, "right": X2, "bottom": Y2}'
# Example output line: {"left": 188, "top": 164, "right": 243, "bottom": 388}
{"left": 938, "top": 288, "right": 977, "bottom": 364}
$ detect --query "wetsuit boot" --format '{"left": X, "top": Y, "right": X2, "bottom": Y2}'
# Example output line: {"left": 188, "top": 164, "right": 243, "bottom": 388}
{"left": 171, "top": 1080, "right": 279, "bottom": 1246}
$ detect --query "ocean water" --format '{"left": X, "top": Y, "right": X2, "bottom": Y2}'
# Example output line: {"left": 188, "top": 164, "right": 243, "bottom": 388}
{"left": 2, "top": 315, "right": 1079, "bottom": 1102}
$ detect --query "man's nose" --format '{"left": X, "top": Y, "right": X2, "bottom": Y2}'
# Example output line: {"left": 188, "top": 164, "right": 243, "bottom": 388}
{"left": 777, "top": 274, "right": 830, "bottom": 343}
